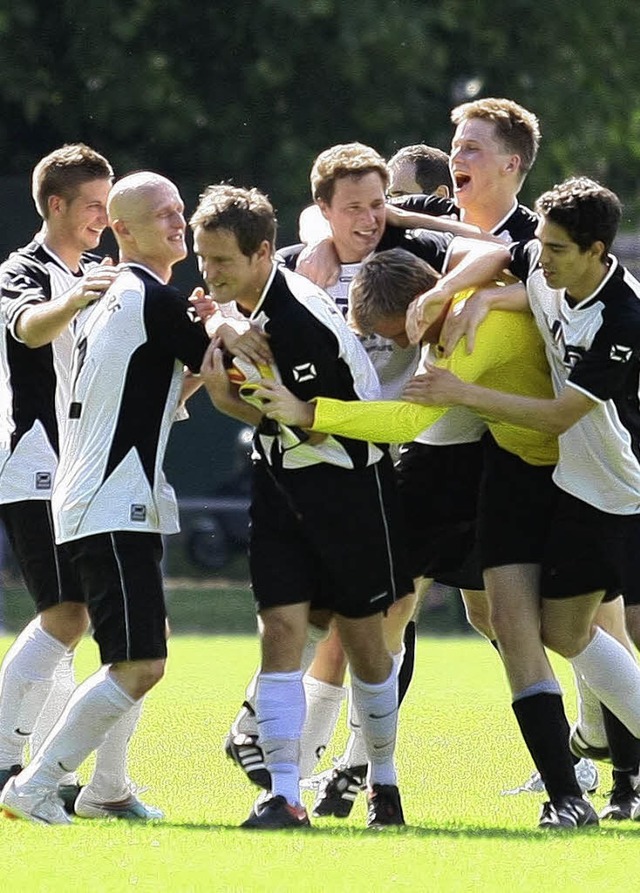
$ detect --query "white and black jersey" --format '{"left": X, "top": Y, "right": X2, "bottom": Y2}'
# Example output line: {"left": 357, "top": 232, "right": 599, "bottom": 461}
{"left": 0, "top": 239, "right": 96, "bottom": 504}
{"left": 511, "top": 241, "right": 640, "bottom": 514}
{"left": 249, "top": 263, "right": 383, "bottom": 470}
{"left": 53, "top": 263, "right": 210, "bottom": 543}
{"left": 389, "top": 194, "right": 538, "bottom": 245}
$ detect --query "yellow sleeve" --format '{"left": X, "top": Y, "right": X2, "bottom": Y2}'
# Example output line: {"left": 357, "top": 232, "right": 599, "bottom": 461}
{"left": 311, "top": 398, "right": 446, "bottom": 443}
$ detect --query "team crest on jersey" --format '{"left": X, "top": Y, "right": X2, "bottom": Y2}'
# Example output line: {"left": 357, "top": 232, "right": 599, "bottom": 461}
{"left": 130, "top": 504, "right": 147, "bottom": 522}
{"left": 292, "top": 363, "right": 317, "bottom": 383}
{"left": 35, "top": 472, "right": 51, "bottom": 490}
{"left": 610, "top": 344, "right": 633, "bottom": 363}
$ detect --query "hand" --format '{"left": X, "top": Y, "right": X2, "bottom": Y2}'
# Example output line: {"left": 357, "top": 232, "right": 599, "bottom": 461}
{"left": 402, "top": 364, "right": 465, "bottom": 406}
{"left": 200, "top": 340, "right": 237, "bottom": 410}
{"left": 68, "top": 263, "right": 120, "bottom": 310}
{"left": 296, "top": 239, "right": 340, "bottom": 288}
{"left": 439, "top": 290, "right": 491, "bottom": 356}
{"left": 249, "top": 379, "right": 315, "bottom": 428}
{"left": 189, "top": 287, "right": 218, "bottom": 322}
{"left": 405, "top": 284, "right": 453, "bottom": 346}
{"left": 218, "top": 323, "right": 273, "bottom": 365}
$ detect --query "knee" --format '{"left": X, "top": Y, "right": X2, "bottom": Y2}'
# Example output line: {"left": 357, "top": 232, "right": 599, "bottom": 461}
{"left": 40, "top": 603, "right": 90, "bottom": 647}
{"left": 111, "top": 658, "right": 165, "bottom": 700}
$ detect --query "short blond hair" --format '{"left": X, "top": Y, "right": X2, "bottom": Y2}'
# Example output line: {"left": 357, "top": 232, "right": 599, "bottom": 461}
{"left": 32, "top": 143, "right": 113, "bottom": 219}
{"left": 310, "top": 142, "right": 388, "bottom": 204}
{"left": 451, "top": 97, "right": 540, "bottom": 178}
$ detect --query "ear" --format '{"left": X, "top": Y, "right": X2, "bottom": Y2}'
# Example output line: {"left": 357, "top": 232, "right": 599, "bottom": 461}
{"left": 255, "top": 239, "right": 272, "bottom": 262}
{"left": 317, "top": 199, "right": 330, "bottom": 221}
{"left": 504, "top": 155, "right": 521, "bottom": 175}
{"left": 48, "top": 195, "right": 64, "bottom": 216}
{"left": 434, "top": 185, "right": 450, "bottom": 199}
{"left": 589, "top": 239, "right": 607, "bottom": 261}
{"left": 111, "top": 218, "right": 130, "bottom": 238}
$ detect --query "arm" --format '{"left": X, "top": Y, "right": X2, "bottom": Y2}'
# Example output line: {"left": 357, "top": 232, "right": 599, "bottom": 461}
{"left": 16, "top": 262, "right": 120, "bottom": 348}
{"left": 294, "top": 238, "right": 341, "bottom": 289}
{"left": 405, "top": 239, "right": 512, "bottom": 345}
{"left": 251, "top": 378, "right": 446, "bottom": 443}
{"left": 384, "top": 203, "right": 498, "bottom": 241}
{"left": 403, "top": 364, "right": 595, "bottom": 435}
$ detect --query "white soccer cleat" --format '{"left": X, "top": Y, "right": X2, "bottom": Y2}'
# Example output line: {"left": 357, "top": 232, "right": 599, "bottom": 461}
{"left": 502, "top": 758, "right": 599, "bottom": 796}
{"left": 74, "top": 783, "right": 164, "bottom": 821}
{"left": 0, "top": 777, "right": 72, "bottom": 825}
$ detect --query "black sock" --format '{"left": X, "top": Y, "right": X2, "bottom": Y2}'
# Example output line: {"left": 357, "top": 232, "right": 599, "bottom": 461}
{"left": 397, "top": 621, "right": 416, "bottom": 709}
{"left": 601, "top": 704, "right": 640, "bottom": 774}
{"left": 512, "top": 692, "right": 581, "bottom": 803}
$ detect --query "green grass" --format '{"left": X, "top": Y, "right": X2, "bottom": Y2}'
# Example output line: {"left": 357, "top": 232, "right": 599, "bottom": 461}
{"left": 0, "top": 634, "right": 638, "bottom": 892}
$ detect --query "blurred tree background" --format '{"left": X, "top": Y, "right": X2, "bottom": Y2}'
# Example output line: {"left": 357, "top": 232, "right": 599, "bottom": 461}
{"left": 1, "top": 0, "right": 639, "bottom": 238}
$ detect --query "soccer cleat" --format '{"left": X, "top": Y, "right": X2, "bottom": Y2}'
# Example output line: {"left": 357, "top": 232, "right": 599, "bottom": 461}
{"left": 600, "top": 769, "right": 640, "bottom": 821}
{"left": 58, "top": 782, "right": 83, "bottom": 816}
{"left": 366, "top": 784, "right": 405, "bottom": 829}
{"left": 502, "top": 757, "right": 599, "bottom": 796}
{"left": 569, "top": 724, "right": 610, "bottom": 763}
{"left": 74, "top": 785, "right": 164, "bottom": 821}
{"left": 312, "top": 764, "right": 367, "bottom": 818}
{"left": 0, "top": 764, "right": 23, "bottom": 789}
{"left": 241, "top": 795, "right": 310, "bottom": 830}
{"left": 538, "top": 795, "right": 599, "bottom": 830}
{"left": 224, "top": 731, "right": 270, "bottom": 790}
{"left": 0, "top": 777, "right": 72, "bottom": 825}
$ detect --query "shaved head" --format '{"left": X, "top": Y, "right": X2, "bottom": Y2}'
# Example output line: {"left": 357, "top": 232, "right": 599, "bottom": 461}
{"left": 107, "top": 172, "right": 177, "bottom": 224}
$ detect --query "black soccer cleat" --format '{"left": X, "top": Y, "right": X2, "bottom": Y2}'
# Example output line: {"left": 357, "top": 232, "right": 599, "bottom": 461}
{"left": 539, "top": 795, "right": 599, "bottom": 830}
{"left": 599, "top": 769, "right": 640, "bottom": 821}
{"left": 0, "top": 764, "right": 23, "bottom": 790}
{"left": 57, "top": 782, "right": 83, "bottom": 816}
{"left": 312, "top": 764, "right": 367, "bottom": 818}
{"left": 224, "top": 732, "right": 270, "bottom": 790}
{"left": 569, "top": 724, "right": 611, "bottom": 763}
{"left": 241, "top": 795, "right": 310, "bottom": 830}
{"left": 366, "top": 783, "right": 405, "bottom": 829}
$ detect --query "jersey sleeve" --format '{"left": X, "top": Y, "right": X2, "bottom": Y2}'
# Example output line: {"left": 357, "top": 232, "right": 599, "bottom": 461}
{"left": 567, "top": 316, "right": 640, "bottom": 403}
{"left": 311, "top": 397, "right": 446, "bottom": 442}
{"left": 143, "top": 285, "right": 211, "bottom": 373}
{"left": 0, "top": 256, "right": 49, "bottom": 340}
{"left": 509, "top": 240, "right": 540, "bottom": 284}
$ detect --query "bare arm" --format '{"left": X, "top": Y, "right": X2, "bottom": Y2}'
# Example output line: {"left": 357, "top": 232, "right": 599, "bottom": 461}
{"left": 16, "top": 261, "right": 120, "bottom": 348}
{"left": 295, "top": 238, "right": 341, "bottom": 289}
{"left": 384, "top": 203, "right": 500, "bottom": 241}
{"left": 403, "top": 364, "right": 596, "bottom": 435}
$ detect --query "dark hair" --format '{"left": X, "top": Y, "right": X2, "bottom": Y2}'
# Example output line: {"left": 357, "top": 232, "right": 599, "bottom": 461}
{"left": 32, "top": 143, "right": 113, "bottom": 219}
{"left": 535, "top": 177, "right": 622, "bottom": 254}
{"left": 349, "top": 248, "right": 440, "bottom": 334}
{"left": 451, "top": 97, "right": 540, "bottom": 179}
{"left": 190, "top": 183, "right": 277, "bottom": 256}
{"left": 388, "top": 144, "right": 453, "bottom": 194}
{"left": 310, "top": 142, "right": 388, "bottom": 204}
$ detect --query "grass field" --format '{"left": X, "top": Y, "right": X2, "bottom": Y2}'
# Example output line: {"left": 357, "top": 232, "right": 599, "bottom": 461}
{"left": 0, "top": 632, "right": 638, "bottom": 893}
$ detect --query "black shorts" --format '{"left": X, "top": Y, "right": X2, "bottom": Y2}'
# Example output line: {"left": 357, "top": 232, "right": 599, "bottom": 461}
{"left": 249, "top": 456, "right": 412, "bottom": 619}
{"left": 541, "top": 491, "right": 640, "bottom": 604}
{"left": 62, "top": 531, "right": 167, "bottom": 663}
{"left": 395, "top": 440, "right": 484, "bottom": 590}
{"left": 0, "top": 500, "right": 84, "bottom": 612}
{"left": 477, "top": 434, "right": 558, "bottom": 570}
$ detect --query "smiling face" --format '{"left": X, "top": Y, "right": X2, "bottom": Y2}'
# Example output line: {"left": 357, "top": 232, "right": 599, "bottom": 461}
{"left": 193, "top": 226, "right": 270, "bottom": 310}
{"left": 318, "top": 172, "right": 386, "bottom": 263}
{"left": 536, "top": 217, "right": 605, "bottom": 300}
{"left": 49, "top": 178, "right": 111, "bottom": 255}
{"left": 449, "top": 117, "right": 519, "bottom": 218}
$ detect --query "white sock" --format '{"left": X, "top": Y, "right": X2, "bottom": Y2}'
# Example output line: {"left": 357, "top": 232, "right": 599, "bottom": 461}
{"left": 256, "top": 671, "right": 305, "bottom": 806}
{"left": 351, "top": 669, "right": 398, "bottom": 787}
{"left": 299, "top": 676, "right": 346, "bottom": 778}
{"left": 31, "top": 650, "right": 77, "bottom": 784}
{"left": 572, "top": 666, "right": 608, "bottom": 748}
{"left": 570, "top": 627, "right": 640, "bottom": 738}
{"left": 0, "top": 617, "right": 67, "bottom": 767}
{"left": 339, "top": 649, "right": 404, "bottom": 773}
{"left": 85, "top": 699, "right": 144, "bottom": 801}
{"left": 17, "top": 666, "right": 137, "bottom": 790}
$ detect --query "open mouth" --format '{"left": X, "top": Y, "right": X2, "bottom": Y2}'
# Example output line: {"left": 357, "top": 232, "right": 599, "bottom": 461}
{"left": 453, "top": 172, "right": 471, "bottom": 189}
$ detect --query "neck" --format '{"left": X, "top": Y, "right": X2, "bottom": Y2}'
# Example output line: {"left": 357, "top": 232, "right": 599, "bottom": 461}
{"left": 567, "top": 258, "right": 610, "bottom": 303}
{"left": 119, "top": 251, "right": 173, "bottom": 284}
{"left": 41, "top": 226, "right": 83, "bottom": 273}
{"left": 459, "top": 195, "right": 516, "bottom": 233}
{"left": 236, "top": 262, "right": 274, "bottom": 313}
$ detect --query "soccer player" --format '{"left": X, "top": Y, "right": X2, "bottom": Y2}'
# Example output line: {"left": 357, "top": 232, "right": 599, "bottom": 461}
{"left": 405, "top": 176, "right": 640, "bottom": 822}
{"left": 194, "top": 183, "right": 412, "bottom": 829}
{"left": 0, "top": 144, "right": 159, "bottom": 818}
{"left": 0, "top": 171, "right": 211, "bottom": 824}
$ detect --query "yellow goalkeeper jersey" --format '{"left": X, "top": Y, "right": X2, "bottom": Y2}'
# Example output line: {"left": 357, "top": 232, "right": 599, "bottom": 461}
{"left": 311, "top": 297, "right": 558, "bottom": 467}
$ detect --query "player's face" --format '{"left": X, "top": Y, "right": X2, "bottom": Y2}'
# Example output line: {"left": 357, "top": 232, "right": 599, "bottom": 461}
{"left": 319, "top": 172, "right": 386, "bottom": 263}
{"left": 55, "top": 179, "right": 111, "bottom": 253}
{"left": 129, "top": 183, "right": 187, "bottom": 269}
{"left": 449, "top": 118, "right": 518, "bottom": 213}
{"left": 536, "top": 217, "right": 600, "bottom": 299}
{"left": 388, "top": 159, "right": 421, "bottom": 198}
{"left": 194, "top": 227, "right": 266, "bottom": 307}
{"left": 372, "top": 313, "right": 410, "bottom": 348}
